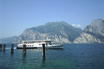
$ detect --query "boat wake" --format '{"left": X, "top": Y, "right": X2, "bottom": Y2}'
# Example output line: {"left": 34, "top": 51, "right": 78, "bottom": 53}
{"left": 5, "top": 47, "right": 16, "bottom": 50}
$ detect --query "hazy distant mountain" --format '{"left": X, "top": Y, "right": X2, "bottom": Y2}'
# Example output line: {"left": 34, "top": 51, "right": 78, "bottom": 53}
{"left": 0, "top": 36, "right": 18, "bottom": 44}
{"left": 16, "top": 21, "right": 82, "bottom": 44}
{"left": 74, "top": 19, "right": 104, "bottom": 43}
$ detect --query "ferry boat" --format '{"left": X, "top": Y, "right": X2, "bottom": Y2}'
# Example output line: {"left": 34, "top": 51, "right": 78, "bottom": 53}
{"left": 17, "top": 40, "right": 63, "bottom": 49}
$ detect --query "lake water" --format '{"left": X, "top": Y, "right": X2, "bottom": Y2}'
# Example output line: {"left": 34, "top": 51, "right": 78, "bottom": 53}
{"left": 0, "top": 44, "right": 104, "bottom": 69}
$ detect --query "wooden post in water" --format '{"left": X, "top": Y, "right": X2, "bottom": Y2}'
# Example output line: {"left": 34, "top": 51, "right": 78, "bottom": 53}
{"left": 3, "top": 44, "right": 6, "bottom": 52}
{"left": 11, "top": 44, "right": 14, "bottom": 54}
{"left": 0, "top": 44, "right": 1, "bottom": 49}
{"left": 0, "top": 44, "right": 2, "bottom": 50}
{"left": 42, "top": 44, "right": 45, "bottom": 58}
{"left": 23, "top": 44, "right": 26, "bottom": 55}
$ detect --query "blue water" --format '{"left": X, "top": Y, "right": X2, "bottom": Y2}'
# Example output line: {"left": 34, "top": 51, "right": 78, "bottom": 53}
{"left": 0, "top": 44, "right": 104, "bottom": 69}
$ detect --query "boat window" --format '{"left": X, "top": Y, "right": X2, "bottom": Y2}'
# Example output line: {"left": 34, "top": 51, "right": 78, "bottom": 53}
{"left": 46, "top": 42, "right": 48, "bottom": 45}
{"left": 49, "top": 42, "right": 52, "bottom": 45}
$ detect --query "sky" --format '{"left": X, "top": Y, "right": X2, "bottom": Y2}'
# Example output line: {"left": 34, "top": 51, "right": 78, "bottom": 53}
{"left": 0, "top": 0, "right": 104, "bottom": 39}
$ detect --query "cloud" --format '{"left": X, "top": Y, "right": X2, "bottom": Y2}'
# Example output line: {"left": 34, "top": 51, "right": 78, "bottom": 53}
{"left": 72, "top": 24, "right": 76, "bottom": 26}
{"left": 72, "top": 24, "right": 82, "bottom": 28}
{"left": 77, "top": 24, "right": 81, "bottom": 27}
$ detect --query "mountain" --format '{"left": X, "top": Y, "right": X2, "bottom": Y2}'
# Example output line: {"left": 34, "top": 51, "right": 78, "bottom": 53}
{"left": 1, "top": 19, "right": 104, "bottom": 44}
{"left": 16, "top": 21, "right": 82, "bottom": 44}
{"left": 74, "top": 19, "right": 104, "bottom": 43}
{"left": 0, "top": 36, "right": 18, "bottom": 44}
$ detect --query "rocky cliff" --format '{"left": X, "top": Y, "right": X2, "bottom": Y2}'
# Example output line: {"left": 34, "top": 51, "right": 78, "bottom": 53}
{"left": 1, "top": 19, "right": 104, "bottom": 44}
{"left": 74, "top": 19, "right": 104, "bottom": 43}
{"left": 16, "top": 21, "right": 82, "bottom": 44}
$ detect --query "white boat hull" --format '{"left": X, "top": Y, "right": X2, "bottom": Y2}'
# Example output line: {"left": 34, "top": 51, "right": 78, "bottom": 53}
{"left": 17, "top": 44, "right": 63, "bottom": 49}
